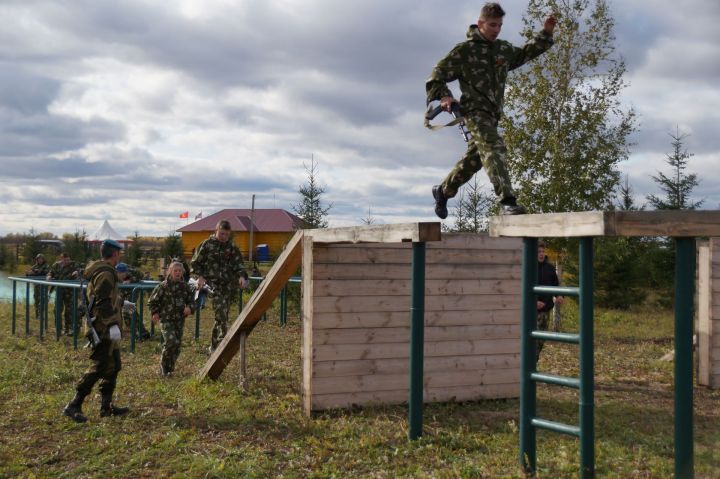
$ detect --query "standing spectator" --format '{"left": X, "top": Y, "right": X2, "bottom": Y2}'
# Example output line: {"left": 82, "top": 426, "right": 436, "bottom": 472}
{"left": 148, "top": 261, "right": 195, "bottom": 376}
{"left": 536, "top": 242, "right": 564, "bottom": 360}
{"left": 47, "top": 252, "right": 82, "bottom": 336}
{"left": 26, "top": 254, "right": 50, "bottom": 319}
{"left": 190, "top": 220, "right": 248, "bottom": 352}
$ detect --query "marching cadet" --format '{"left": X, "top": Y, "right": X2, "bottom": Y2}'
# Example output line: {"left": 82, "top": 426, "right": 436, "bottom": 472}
{"left": 47, "top": 252, "right": 82, "bottom": 336}
{"left": 26, "top": 253, "right": 50, "bottom": 319}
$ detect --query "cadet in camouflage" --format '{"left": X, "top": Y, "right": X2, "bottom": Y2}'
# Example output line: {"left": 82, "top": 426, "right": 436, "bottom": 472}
{"left": 46, "top": 252, "right": 83, "bottom": 335}
{"left": 116, "top": 262, "right": 150, "bottom": 340}
{"left": 26, "top": 254, "right": 50, "bottom": 319}
{"left": 426, "top": 2, "right": 556, "bottom": 218}
{"left": 190, "top": 220, "right": 248, "bottom": 351}
{"left": 149, "top": 262, "right": 195, "bottom": 376}
{"left": 63, "top": 239, "right": 129, "bottom": 423}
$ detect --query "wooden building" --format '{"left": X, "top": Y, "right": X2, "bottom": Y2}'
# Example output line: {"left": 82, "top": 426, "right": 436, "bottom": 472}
{"left": 176, "top": 209, "right": 305, "bottom": 260}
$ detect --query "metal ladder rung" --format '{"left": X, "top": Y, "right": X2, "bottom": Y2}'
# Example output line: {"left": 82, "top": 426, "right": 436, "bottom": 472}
{"left": 531, "top": 417, "right": 581, "bottom": 438}
{"left": 530, "top": 372, "right": 580, "bottom": 389}
{"left": 533, "top": 285, "right": 580, "bottom": 297}
{"left": 531, "top": 330, "right": 580, "bottom": 344}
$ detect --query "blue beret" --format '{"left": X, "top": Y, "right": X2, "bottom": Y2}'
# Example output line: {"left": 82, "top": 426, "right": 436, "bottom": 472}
{"left": 115, "top": 262, "right": 129, "bottom": 273}
{"left": 101, "top": 239, "right": 123, "bottom": 250}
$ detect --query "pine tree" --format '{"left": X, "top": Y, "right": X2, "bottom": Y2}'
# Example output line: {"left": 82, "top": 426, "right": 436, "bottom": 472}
{"left": 126, "top": 231, "right": 143, "bottom": 266}
{"left": 446, "top": 177, "right": 493, "bottom": 233}
{"left": 646, "top": 128, "right": 703, "bottom": 210}
{"left": 292, "top": 156, "right": 332, "bottom": 229}
{"left": 161, "top": 234, "right": 184, "bottom": 260}
{"left": 502, "top": 0, "right": 636, "bottom": 213}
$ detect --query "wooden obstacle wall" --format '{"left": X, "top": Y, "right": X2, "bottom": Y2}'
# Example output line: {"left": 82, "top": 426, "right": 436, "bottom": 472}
{"left": 302, "top": 233, "right": 522, "bottom": 414}
{"left": 698, "top": 238, "right": 720, "bottom": 389}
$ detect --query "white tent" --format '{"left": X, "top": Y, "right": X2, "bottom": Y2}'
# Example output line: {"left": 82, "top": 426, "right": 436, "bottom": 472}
{"left": 88, "top": 219, "right": 130, "bottom": 243}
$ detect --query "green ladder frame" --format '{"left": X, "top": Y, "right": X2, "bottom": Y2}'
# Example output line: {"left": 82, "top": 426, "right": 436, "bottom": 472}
{"left": 519, "top": 236, "right": 696, "bottom": 478}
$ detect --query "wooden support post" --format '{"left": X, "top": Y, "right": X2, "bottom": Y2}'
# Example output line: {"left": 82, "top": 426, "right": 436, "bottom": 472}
{"left": 238, "top": 331, "right": 247, "bottom": 389}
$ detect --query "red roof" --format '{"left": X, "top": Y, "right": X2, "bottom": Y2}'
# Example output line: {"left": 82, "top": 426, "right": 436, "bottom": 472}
{"left": 176, "top": 209, "right": 306, "bottom": 233}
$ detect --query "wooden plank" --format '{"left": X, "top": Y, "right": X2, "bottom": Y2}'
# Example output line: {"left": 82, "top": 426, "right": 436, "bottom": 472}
{"left": 313, "top": 338, "right": 520, "bottom": 361}
{"left": 312, "top": 294, "right": 519, "bottom": 314}
{"left": 312, "top": 263, "right": 521, "bottom": 280}
{"left": 312, "top": 354, "right": 520, "bottom": 378}
{"left": 310, "top": 383, "right": 520, "bottom": 411}
{"left": 302, "top": 236, "right": 314, "bottom": 416}
{"left": 311, "top": 368, "right": 520, "bottom": 395}
{"left": 306, "top": 222, "right": 441, "bottom": 244}
{"left": 430, "top": 233, "right": 523, "bottom": 250}
{"left": 199, "top": 230, "right": 304, "bottom": 381}
{"left": 312, "top": 247, "right": 521, "bottom": 266}
{"left": 490, "top": 210, "right": 720, "bottom": 238}
{"left": 312, "top": 278, "right": 520, "bottom": 297}
{"left": 698, "top": 244, "right": 711, "bottom": 387}
{"left": 312, "top": 309, "right": 520, "bottom": 329}
{"left": 312, "top": 324, "right": 519, "bottom": 345}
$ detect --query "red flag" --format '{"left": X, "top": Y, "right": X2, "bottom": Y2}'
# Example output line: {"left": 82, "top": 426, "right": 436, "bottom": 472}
{"left": 179, "top": 211, "right": 189, "bottom": 219}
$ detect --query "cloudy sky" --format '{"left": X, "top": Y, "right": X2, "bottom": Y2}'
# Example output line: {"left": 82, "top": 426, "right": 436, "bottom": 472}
{"left": 1, "top": 0, "right": 718, "bottom": 238}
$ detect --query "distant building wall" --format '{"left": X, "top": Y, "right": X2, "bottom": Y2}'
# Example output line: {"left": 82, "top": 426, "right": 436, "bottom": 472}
{"left": 181, "top": 231, "right": 297, "bottom": 261}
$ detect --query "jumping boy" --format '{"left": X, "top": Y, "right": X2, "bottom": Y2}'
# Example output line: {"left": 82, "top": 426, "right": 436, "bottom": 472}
{"left": 426, "top": 2, "right": 557, "bottom": 218}
{"left": 148, "top": 261, "right": 196, "bottom": 377}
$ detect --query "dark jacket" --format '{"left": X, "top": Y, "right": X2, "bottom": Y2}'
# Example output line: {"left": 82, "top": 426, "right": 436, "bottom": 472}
{"left": 537, "top": 257, "right": 559, "bottom": 312}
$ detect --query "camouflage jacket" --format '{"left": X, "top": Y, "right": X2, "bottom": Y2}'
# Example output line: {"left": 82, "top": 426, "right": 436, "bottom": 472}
{"left": 148, "top": 279, "right": 195, "bottom": 323}
{"left": 426, "top": 25, "right": 553, "bottom": 119}
{"left": 47, "top": 260, "right": 82, "bottom": 281}
{"left": 83, "top": 260, "right": 122, "bottom": 335}
{"left": 27, "top": 262, "right": 50, "bottom": 277}
{"left": 190, "top": 235, "right": 247, "bottom": 288}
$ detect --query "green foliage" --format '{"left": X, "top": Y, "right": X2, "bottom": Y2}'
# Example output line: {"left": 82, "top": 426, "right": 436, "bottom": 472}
{"left": 444, "top": 177, "right": 493, "bottom": 233}
{"left": 22, "top": 231, "right": 42, "bottom": 264}
{"left": 502, "top": 0, "right": 636, "bottom": 214}
{"left": 161, "top": 234, "right": 184, "bottom": 259}
{"left": 646, "top": 128, "right": 703, "bottom": 210}
{"left": 125, "top": 231, "right": 143, "bottom": 267}
{"left": 292, "top": 156, "right": 332, "bottom": 229}
{"left": 0, "top": 243, "right": 17, "bottom": 272}
{"left": 62, "top": 230, "right": 89, "bottom": 264}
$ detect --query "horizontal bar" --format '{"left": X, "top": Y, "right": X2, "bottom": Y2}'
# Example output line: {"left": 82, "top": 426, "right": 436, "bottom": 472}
{"left": 530, "top": 372, "right": 580, "bottom": 389}
{"left": 533, "top": 285, "right": 579, "bottom": 297}
{"left": 531, "top": 418, "right": 581, "bottom": 438}
{"left": 531, "top": 330, "right": 580, "bottom": 344}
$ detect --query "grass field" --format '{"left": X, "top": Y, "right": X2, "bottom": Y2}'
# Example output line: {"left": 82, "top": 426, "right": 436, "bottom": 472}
{"left": 0, "top": 299, "right": 718, "bottom": 478}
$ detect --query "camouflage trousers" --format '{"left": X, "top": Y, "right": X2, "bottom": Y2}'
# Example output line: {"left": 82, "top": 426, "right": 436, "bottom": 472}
{"left": 56, "top": 288, "right": 75, "bottom": 333}
{"left": 441, "top": 111, "right": 516, "bottom": 200}
{"left": 536, "top": 310, "right": 550, "bottom": 360}
{"left": 76, "top": 339, "right": 122, "bottom": 400}
{"left": 210, "top": 285, "right": 233, "bottom": 350}
{"left": 160, "top": 319, "right": 185, "bottom": 372}
{"left": 33, "top": 285, "right": 45, "bottom": 319}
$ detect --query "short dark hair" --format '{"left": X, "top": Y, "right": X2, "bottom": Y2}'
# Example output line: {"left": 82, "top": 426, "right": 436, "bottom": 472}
{"left": 480, "top": 2, "right": 505, "bottom": 20}
{"left": 216, "top": 220, "right": 231, "bottom": 231}
{"left": 538, "top": 242, "right": 547, "bottom": 249}
{"left": 101, "top": 244, "right": 120, "bottom": 259}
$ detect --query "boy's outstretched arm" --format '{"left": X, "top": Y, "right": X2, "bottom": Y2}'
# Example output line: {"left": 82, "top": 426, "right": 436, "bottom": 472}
{"left": 508, "top": 15, "right": 556, "bottom": 71}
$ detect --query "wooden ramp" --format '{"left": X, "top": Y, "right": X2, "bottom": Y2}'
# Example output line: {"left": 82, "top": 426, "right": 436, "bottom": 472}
{"left": 199, "top": 230, "right": 304, "bottom": 380}
{"left": 199, "top": 222, "right": 441, "bottom": 381}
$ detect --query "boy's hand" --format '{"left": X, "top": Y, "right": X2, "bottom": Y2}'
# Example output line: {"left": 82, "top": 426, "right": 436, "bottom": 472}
{"left": 440, "top": 96, "right": 458, "bottom": 113}
{"left": 152, "top": 313, "right": 160, "bottom": 324}
{"left": 543, "top": 15, "right": 557, "bottom": 34}
{"left": 183, "top": 306, "right": 191, "bottom": 317}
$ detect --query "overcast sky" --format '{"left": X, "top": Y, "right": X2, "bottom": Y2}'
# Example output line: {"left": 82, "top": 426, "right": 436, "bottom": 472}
{"left": 1, "top": 0, "right": 718, "bottom": 238}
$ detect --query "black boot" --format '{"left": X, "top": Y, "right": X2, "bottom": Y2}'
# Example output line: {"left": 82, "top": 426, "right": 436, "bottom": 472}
{"left": 499, "top": 197, "right": 526, "bottom": 215}
{"left": 63, "top": 393, "right": 88, "bottom": 423}
{"left": 100, "top": 396, "right": 129, "bottom": 417}
{"left": 432, "top": 185, "right": 449, "bottom": 219}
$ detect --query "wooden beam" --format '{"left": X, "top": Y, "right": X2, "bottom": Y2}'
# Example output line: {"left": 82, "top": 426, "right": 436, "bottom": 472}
{"left": 306, "top": 222, "right": 441, "bottom": 244}
{"left": 198, "top": 230, "right": 304, "bottom": 381}
{"left": 490, "top": 210, "right": 720, "bottom": 238}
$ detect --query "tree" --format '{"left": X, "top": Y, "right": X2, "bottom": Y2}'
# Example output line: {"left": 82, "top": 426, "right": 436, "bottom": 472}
{"left": 126, "top": 231, "right": 143, "bottom": 267}
{"left": 62, "top": 230, "right": 89, "bottom": 264}
{"left": 502, "top": 0, "right": 636, "bottom": 214}
{"left": 445, "top": 177, "right": 493, "bottom": 233}
{"left": 360, "top": 206, "right": 376, "bottom": 225}
{"left": 23, "top": 229, "right": 42, "bottom": 264}
{"left": 617, "top": 175, "right": 644, "bottom": 212}
{"left": 646, "top": 128, "right": 703, "bottom": 210}
{"left": 161, "top": 234, "right": 184, "bottom": 260}
{"left": 292, "top": 156, "right": 332, "bottom": 229}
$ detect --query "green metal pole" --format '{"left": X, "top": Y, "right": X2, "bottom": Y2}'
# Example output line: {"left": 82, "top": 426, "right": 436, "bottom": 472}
{"left": 409, "top": 241, "right": 426, "bottom": 440}
{"left": 43, "top": 285, "right": 49, "bottom": 331}
{"left": 12, "top": 280, "right": 17, "bottom": 335}
{"left": 579, "top": 237, "right": 595, "bottom": 478}
{"left": 520, "top": 237, "right": 538, "bottom": 474}
{"left": 25, "top": 282, "right": 31, "bottom": 336}
{"left": 674, "top": 238, "right": 695, "bottom": 479}
{"left": 72, "top": 288, "right": 78, "bottom": 350}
